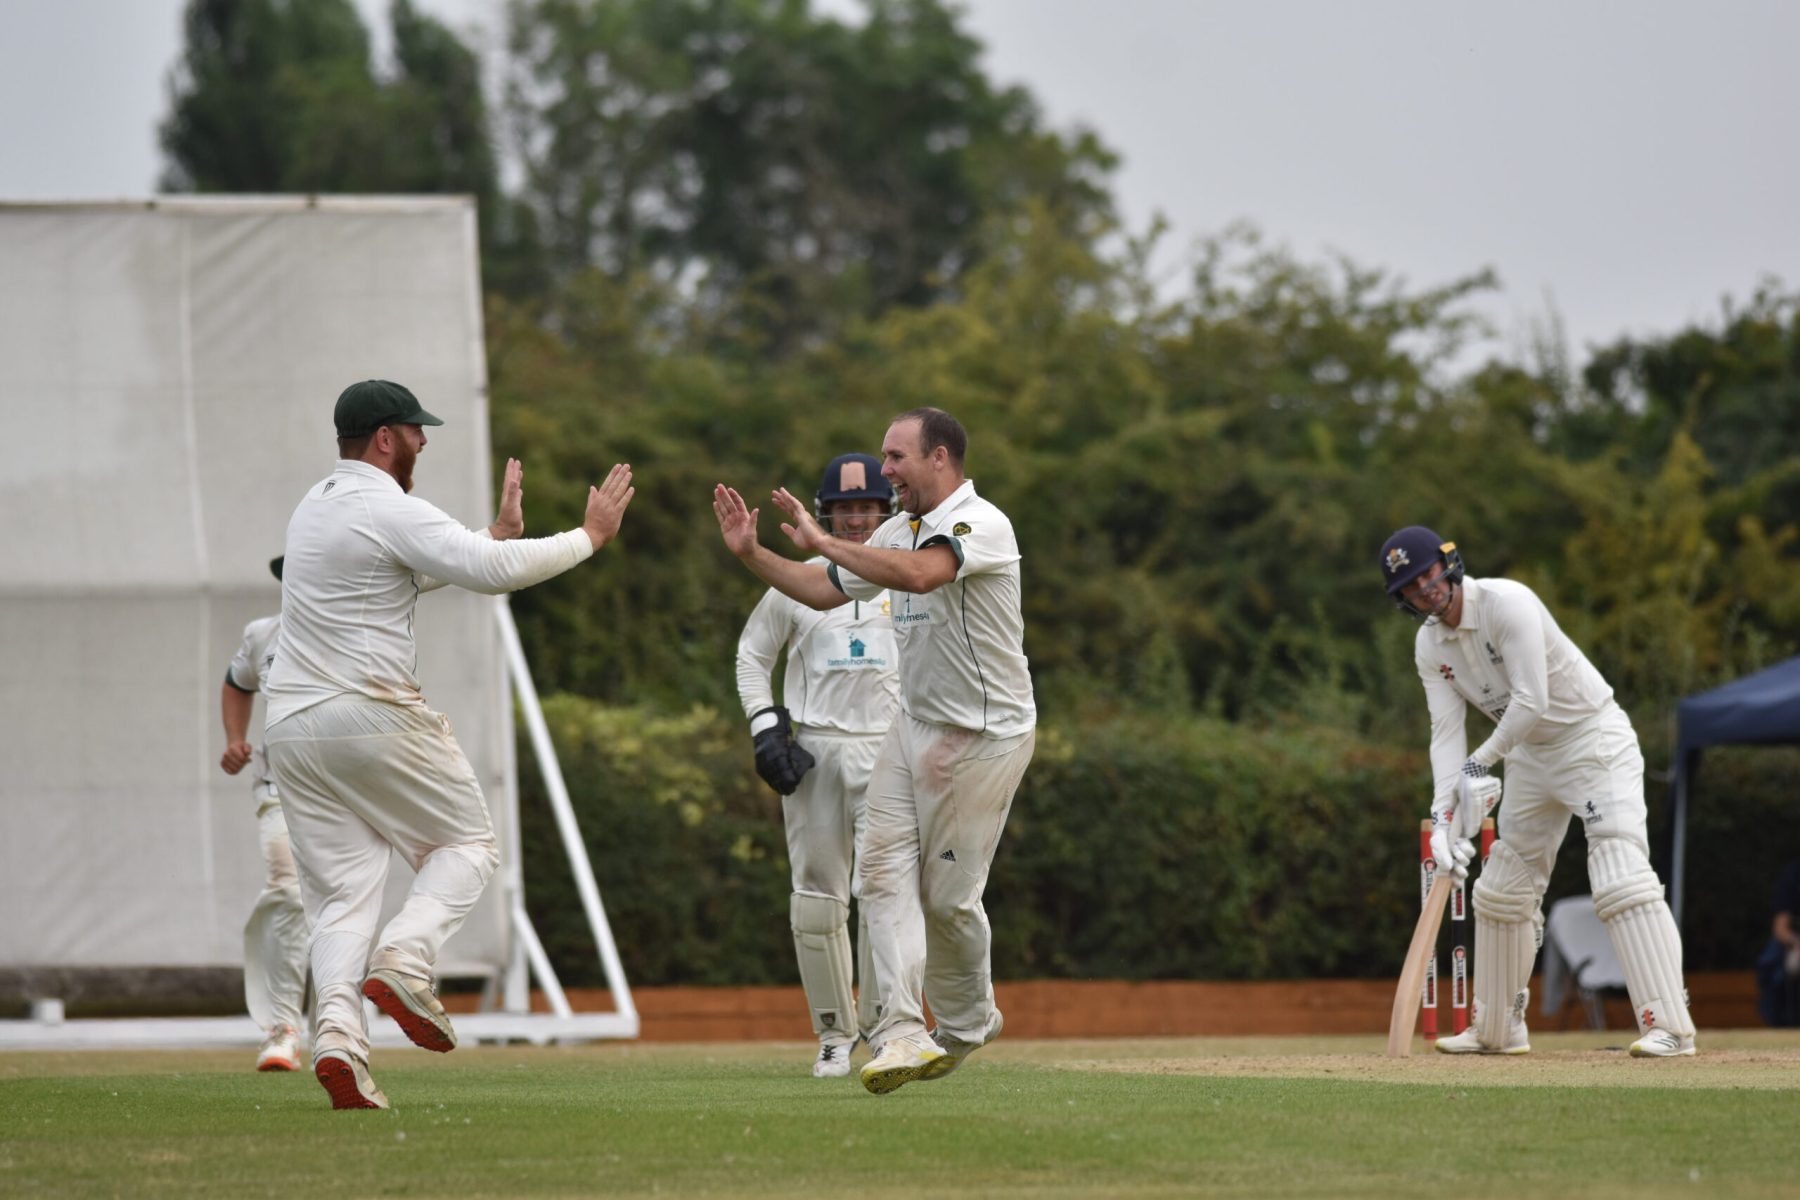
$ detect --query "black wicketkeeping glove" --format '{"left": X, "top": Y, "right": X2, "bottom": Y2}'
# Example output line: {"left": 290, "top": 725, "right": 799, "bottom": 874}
{"left": 749, "top": 705, "right": 816, "bottom": 795}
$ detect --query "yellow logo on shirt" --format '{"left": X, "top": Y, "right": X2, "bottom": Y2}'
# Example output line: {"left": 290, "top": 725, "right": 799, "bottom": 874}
{"left": 953, "top": 522, "right": 971, "bottom": 535}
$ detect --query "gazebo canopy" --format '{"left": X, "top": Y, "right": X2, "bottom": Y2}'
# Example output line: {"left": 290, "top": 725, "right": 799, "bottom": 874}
{"left": 1667, "top": 655, "right": 1800, "bottom": 924}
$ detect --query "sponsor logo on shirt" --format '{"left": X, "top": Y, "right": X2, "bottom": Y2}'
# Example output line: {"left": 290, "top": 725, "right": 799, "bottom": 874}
{"left": 894, "top": 595, "right": 932, "bottom": 625}
{"left": 1485, "top": 641, "right": 1503, "bottom": 665}
{"left": 952, "top": 521, "right": 971, "bottom": 536}
{"left": 826, "top": 631, "right": 891, "bottom": 670}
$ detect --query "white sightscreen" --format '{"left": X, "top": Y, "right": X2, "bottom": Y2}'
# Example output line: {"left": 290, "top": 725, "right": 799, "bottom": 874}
{"left": 0, "top": 198, "right": 514, "bottom": 979}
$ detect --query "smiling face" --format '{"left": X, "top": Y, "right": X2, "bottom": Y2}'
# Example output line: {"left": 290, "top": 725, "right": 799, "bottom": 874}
{"left": 824, "top": 499, "right": 888, "bottom": 543}
{"left": 881, "top": 418, "right": 945, "bottom": 515}
{"left": 1400, "top": 560, "right": 1459, "bottom": 623}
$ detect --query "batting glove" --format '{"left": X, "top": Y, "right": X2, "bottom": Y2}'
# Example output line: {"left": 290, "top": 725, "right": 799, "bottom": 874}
{"left": 749, "top": 706, "right": 816, "bottom": 796}
{"left": 1452, "top": 759, "right": 1501, "bottom": 838}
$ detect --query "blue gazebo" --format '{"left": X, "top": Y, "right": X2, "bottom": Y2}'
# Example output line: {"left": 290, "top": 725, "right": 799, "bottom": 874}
{"left": 1667, "top": 656, "right": 1800, "bottom": 925}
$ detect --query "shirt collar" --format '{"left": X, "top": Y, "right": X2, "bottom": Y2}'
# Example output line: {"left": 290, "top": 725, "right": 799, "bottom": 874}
{"left": 335, "top": 458, "right": 402, "bottom": 492}
{"left": 913, "top": 478, "right": 976, "bottom": 532}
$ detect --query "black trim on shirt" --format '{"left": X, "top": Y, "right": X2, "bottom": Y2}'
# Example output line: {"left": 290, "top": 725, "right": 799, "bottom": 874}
{"left": 917, "top": 533, "right": 965, "bottom": 570}
{"left": 224, "top": 668, "right": 256, "bottom": 695}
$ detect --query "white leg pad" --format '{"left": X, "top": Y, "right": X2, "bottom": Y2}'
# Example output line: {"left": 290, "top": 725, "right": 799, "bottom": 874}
{"left": 1471, "top": 840, "right": 1541, "bottom": 1048}
{"left": 792, "top": 891, "right": 857, "bottom": 1043}
{"left": 1589, "top": 837, "right": 1695, "bottom": 1038}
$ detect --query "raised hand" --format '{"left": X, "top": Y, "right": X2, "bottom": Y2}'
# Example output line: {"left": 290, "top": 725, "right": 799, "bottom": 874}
{"left": 770, "top": 487, "right": 828, "bottom": 554}
{"left": 583, "top": 463, "right": 635, "bottom": 549}
{"left": 489, "top": 458, "right": 524, "bottom": 540}
{"left": 713, "top": 484, "right": 760, "bottom": 558}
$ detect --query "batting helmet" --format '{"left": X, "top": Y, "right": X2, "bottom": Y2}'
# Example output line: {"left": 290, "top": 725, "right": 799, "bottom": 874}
{"left": 1379, "top": 525, "right": 1465, "bottom": 618}
{"left": 814, "top": 452, "right": 895, "bottom": 520}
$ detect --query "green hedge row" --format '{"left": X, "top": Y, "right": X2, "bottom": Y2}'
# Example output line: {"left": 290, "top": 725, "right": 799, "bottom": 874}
{"left": 517, "top": 696, "right": 1800, "bottom": 988}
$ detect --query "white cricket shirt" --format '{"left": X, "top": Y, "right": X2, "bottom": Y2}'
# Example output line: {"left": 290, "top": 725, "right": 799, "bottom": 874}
{"left": 226, "top": 613, "right": 281, "bottom": 795}
{"left": 828, "top": 480, "right": 1035, "bottom": 738}
{"left": 736, "top": 562, "right": 899, "bottom": 734}
{"left": 266, "top": 459, "right": 592, "bottom": 725}
{"left": 1415, "top": 575, "right": 1618, "bottom": 803}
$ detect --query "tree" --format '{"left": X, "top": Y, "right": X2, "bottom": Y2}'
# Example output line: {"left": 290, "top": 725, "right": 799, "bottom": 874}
{"left": 503, "top": 0, "right": 1115, "bottom": 348}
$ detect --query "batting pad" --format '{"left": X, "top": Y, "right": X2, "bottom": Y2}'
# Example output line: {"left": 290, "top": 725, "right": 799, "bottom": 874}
{"left": 792, "top": 891, "right": 858, "bottom": 1043}
{"left": 1590, "top": 838, "right": 1695, "bottom": 1038}
{"left": 1472, "top": 840, "right": 1540, "bottom": 1047}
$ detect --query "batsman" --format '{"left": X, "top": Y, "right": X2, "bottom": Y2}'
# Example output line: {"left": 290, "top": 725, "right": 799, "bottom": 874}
{"left": 1380, "top": 526, "right": 1696, "bottom": 1057}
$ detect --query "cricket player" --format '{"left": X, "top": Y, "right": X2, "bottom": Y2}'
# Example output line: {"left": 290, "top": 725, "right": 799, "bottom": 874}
{"left": 219, "top": 555, "right": 307, "bottom": 1073}
{"left": 266, "top": 379, "right": 636, "bottom": 1109}
{"left": 1380, "top": 525, "right": 1696, "bottom": 1057}
{"left": 736, "top": 452, "right": 900, "bottom": 1077}
{"left": 714, "top": 408, "right": 1036, "bottom": 1095}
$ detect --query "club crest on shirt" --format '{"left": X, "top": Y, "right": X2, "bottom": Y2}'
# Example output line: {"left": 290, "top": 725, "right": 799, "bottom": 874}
{"left": 953, "top": 522, "right": 971, "bottom": 536}
{"left": 1438, "top": 663, "right": 1456, "bottom": 681}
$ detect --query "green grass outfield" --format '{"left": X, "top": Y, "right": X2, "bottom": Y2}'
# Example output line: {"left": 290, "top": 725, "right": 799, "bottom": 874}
{"left": 4, "top": 1031, "right": 1798, "bottom": 1198}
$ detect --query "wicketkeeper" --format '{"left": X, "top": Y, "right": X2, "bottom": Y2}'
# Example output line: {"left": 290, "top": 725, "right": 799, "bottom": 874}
{"left": 736, "top": 453, "right": 900, "bottom": 1077}
{"left": 1380, "top": 525, "right": 1696, "bottom": 1056}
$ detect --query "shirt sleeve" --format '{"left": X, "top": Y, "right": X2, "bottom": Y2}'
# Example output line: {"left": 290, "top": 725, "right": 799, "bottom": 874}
{"left": 1420, "top": 643, "right": 1468, "bottom": 809}
{"left": 736, "top": 588, "right": 794, "bottom": 717}
{"left": 828, "top": 561, "right": 884, "bottom": 603}
{"left": 1470, "top": 588, "right": 1551, "bottom": 767}
{"left": 382, "top": 496, "right": 593, "bottom": 595}
{"left": 415, "top": 528, "right": 494, "bottom": 593}
{"left": 919, "top": 519, "right": 1019, "bottom": 580}
{"left": 226, "top": 622, "right": 262, "bottom": 692}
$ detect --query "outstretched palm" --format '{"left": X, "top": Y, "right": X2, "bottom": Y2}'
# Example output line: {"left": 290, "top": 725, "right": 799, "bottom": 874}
{"left": 713, "top": 484, "right": 760, "bottom": 557}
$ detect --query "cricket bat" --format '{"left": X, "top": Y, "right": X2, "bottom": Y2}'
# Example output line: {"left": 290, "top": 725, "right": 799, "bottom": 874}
{"left": 1387, "top": 871, "right": 1453, "bottom": 1058}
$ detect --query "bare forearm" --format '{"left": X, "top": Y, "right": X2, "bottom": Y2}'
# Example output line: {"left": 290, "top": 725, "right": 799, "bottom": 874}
{"left": 739, "top": 545, "right": 846, "bottom": 611}
{"left": 814, "top": 538, "right": 956, "bottom": 594}
{"left": 221, "top": 683, "right": 253, "bottom": 743}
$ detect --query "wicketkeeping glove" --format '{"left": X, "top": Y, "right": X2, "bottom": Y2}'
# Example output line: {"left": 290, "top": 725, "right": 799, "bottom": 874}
{"left": 749, "top": 705, "right": 816, "bottom": 796}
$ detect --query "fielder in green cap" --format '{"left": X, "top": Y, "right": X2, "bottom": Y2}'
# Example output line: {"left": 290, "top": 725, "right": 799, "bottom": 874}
{"left": 264, "top": 380, "right": 636, "bottom": 1109}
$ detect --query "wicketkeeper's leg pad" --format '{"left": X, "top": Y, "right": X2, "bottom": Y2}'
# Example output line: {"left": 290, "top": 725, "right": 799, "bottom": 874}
{"left": 792, "top": 891, "right": 857, "bottom": 1043}
{"left": 1590, "top": 836, "right": 1694, "bottom": 1038}
{"left": 1471, "top": 839, "right": 1542, "bottom": 1047}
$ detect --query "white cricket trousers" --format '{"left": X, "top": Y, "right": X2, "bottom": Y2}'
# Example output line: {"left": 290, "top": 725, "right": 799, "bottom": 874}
{"left": 1497, "top": 703, "right": 1653, "bottom": 888}
{"left": 243, "top": 794, "right": 309, "bottom": 1033}
{"left": 860, "top": 713, "right": 1035, "bottom": 1046}
{"left": 266, "top": 696, "right": 499, "bottom": 1060}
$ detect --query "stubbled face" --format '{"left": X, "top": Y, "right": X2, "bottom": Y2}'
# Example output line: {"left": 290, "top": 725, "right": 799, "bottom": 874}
{"left": 825, "top": 499, "right": 887, "bottom": 543}
{"left": 390, "top": 423, "right": 426, "bottom": 493}
{"left": 880, "top": 419, "right": 934, "bottom": 514}
{"left": 1401, "top": 561, "right": 1455, "bottom": 620}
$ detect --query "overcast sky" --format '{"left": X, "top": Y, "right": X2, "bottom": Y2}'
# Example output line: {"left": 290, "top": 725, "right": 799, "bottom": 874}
{"left": 3, "top": 0, "right": 1794, "bottom": 368}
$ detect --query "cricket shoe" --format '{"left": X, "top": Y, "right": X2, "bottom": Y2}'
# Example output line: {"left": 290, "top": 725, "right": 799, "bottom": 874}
{"left": 812, "top": 1042, "right": 854, "bottom": 1078}
{"left": 314, "top": 1050, "right": 389, "bottom": 1110}
{"left": 917, "top": 1009, "right": 1004, "bottom": 1082}
{"left": 1434, "top": 1021, "right": 1530, "bottom": 1055}
{"left": 1629, "top": 1029, "right": 1696, "bottom": 1057}
{"left": 255, "top": 1023, "right": 300, "bottom": 1072}
{"left": 362, "top": 963, "right": 457, "bottom": 1053}
{"left": 858, "top": 1033, "right": 946, "bottom": 1095}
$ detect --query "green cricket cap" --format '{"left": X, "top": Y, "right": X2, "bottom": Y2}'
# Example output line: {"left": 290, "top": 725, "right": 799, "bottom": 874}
{"left": 333, "top": 379, "right": 445, "bottom": 438}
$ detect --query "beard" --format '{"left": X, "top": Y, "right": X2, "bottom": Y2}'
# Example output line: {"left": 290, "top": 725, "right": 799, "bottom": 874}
{"left": 392, "top": 435, "right": 417, "bottom": 493}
